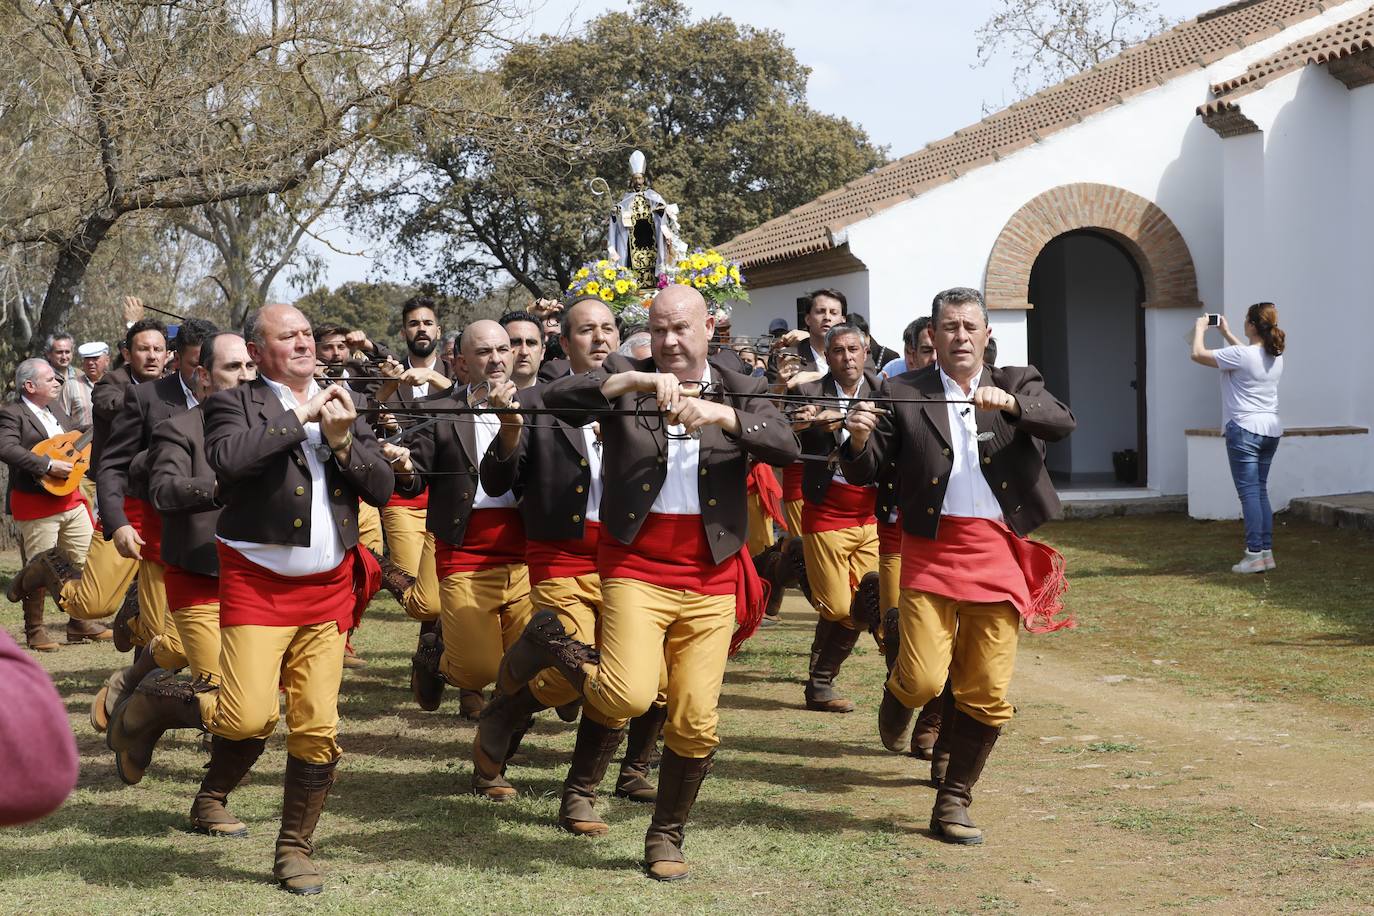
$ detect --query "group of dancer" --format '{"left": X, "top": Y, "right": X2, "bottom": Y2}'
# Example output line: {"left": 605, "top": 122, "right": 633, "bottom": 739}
{"left": 1, "top": 281, "right": 1075, "bottom": 893}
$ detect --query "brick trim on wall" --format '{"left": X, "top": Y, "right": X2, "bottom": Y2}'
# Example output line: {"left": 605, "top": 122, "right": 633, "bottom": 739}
{"left": 983, "top": 183, "right": 1202, "bottom": 310}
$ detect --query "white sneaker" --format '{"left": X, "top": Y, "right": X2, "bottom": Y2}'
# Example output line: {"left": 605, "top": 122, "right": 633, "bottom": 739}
{"left": 1262, "top": 549, "right": 1275, "bottom": 570}
{"left": 1232, "top": 551, "right": 1267, "bottom": 574}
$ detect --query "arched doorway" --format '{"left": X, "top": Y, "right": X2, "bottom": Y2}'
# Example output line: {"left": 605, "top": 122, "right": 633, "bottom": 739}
{"left": 984, "top": 183, "right": 1202, "bottom": 489}
{"left": 1028, "top": 231, "right": 1145, "bottom": 485}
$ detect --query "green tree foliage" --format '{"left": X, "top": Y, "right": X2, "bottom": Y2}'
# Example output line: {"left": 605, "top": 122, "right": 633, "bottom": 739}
{"left": 371, "top": 0, "right": 887, "bottom": 298}
{"left": 294, "top": 282, "right": 419, "bottom": 347}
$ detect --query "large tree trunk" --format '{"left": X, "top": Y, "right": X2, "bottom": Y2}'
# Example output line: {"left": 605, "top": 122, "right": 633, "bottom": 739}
{"left": 29, "top": 214, "right": 116, "bottom": 355}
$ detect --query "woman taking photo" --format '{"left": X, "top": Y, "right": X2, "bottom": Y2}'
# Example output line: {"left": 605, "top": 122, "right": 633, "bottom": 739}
{"left": 1191, "top": 303, "right": 1286, "bottom": 574}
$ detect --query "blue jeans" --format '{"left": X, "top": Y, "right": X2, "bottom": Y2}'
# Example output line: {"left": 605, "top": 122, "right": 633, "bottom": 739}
{"left": 1224, "top": 420, "right": 1280, "bottom": 552}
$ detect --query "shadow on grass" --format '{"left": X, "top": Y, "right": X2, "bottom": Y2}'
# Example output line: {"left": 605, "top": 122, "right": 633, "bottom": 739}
{"left": 0, "top": 839, "right": 267, "bottom": 887}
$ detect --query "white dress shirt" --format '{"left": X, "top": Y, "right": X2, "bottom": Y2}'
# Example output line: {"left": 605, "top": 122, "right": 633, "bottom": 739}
{"left": 581, "top": 425, "right": 603, "bottom": 524}
{"left": 178, "top": 374, "right": 199, "bottom": 409}
{"left": 472, "top": 412, "right": 516, "bottom": 509}
{"left": 830, "top": 377, "right": 870, "bottom": 486}
{"left": 22, "top": 396, "right": 64, "bottom": 439}
{"left": 650, "top": 425, "right": 701, "bottom": 515}
{"left": 406, "top": 357, "right": 432, "bottom": 399}
{"left": 938, "top": 366, "right": 1004, "bottom": 522}
{"left": 220, "top": 376, "right": 346, "bottom": 576}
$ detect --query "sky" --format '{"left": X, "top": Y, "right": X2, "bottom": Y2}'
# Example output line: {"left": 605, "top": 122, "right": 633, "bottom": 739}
{"left": 300, "top": 0, "right": 1215, "bottom": 294}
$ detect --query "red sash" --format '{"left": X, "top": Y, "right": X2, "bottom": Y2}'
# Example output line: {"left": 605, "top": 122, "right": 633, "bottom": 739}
{"left": 217, "top": 544, "right": 380, "bottom": 632}
{"left": 598, "top": 513, "right": 768, "bottom": 656}
{"left": 781, "top": 463, "right": 803, "bottom": 502}
{"left": 123, "top": 496, "right": 163, "bottom": 564}
{"left": 802, "top": 480, "right": 877, "bottom": 534}
{"left": 877, "top": 518, "right": 903, "bottom": 556}
{"left": 386, "top": 490, "right": 429, "bottom": 510}
{"left": 163, "top": 565, "right": 219, "bottom": 612}
{"left": 900, "top": 517, "right": 1072, "bottom": 634}
{"left": 435, "top": 508, "right": 525, "bottom": 577}
{"left": 10, "top": 487, "right": 84, "bottom": 522}
{"left": 746, "top": 463, "right": 785, "bottom": 527}
{"left": 525, "top": 521, "right": 601, "bottom": 585}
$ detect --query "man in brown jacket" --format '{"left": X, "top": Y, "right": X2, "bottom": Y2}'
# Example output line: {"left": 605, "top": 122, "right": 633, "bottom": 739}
{"left": 481, "top": 284, "right": 800, "bottom": 881}
{"left": 107, "top": 303, "right": 406, "bottom": 895}
{"left": 0, "top": 358, "right": 97, "bottom": 650}
{"left": 98, "top": 317, "right": 218, "bottom": 662}
{"left": 476, "top": 295, "right": 669, "bottom": 830}
{"left": 406, "top": 319, "right": 535, "bottom": 798}
{"left": 122, "top": 332, "right": 259, "bottom": 837}
{"left": 9, "top": 319, "right": 169, "bottom": 644}
{"left": 789, "top": 324, "right": 884, "bottom": 714}
{"left": 841, "top": 287, "right": 1075, "bottom": 846}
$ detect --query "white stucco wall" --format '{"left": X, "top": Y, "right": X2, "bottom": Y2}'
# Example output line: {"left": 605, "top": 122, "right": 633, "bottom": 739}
{"left": 729, "top": 271, "right": 870, "bottom": 339}
{"left": 1186, "top": 431, "right": 1372, "bottom": 520}
{"left": 736, "top": 0, "right": 1370, "bottom": 496}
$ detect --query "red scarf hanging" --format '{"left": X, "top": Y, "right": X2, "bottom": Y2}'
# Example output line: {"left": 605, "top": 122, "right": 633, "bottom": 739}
{"left": 781, "top": 463, "right": 804, "bottom": 502}
{"left": 745, "top": 463, "right": 785, "bottom": 527}
{"left": 121, "top": 496, "right": 164, "bottom": 564}
{"left": 877, "top": 517, "right": 903, "bottom": 556}
{"left": 900, "top": 517, "right": 1072, "bottom": 634}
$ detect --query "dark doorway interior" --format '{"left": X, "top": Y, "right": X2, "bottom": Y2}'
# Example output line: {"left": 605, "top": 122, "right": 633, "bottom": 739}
{"left": 1026, "top": 230, "right": 1147, "bottom": 487}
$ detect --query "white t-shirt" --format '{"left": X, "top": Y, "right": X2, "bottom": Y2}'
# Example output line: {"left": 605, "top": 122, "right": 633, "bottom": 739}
{"left": 1213, "top": 345, "right": 1283, "bottom": 438}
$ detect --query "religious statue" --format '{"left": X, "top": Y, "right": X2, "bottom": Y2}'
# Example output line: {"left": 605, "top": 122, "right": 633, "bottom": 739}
{"left": 606, "top": 150, "right": 686, "bottom": 290}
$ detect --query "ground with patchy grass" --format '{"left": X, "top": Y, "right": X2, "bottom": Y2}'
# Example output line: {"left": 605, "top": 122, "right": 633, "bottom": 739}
{"left": 1, "top": 513, "right": 1371, "bottom": 914}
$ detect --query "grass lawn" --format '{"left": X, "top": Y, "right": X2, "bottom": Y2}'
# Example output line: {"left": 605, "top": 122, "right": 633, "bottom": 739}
{"left": 0, "top": 513, "right": 1371, "bottom": 914}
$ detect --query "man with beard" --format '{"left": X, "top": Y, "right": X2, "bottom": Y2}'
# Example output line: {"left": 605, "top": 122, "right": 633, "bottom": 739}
{"left": 374, "top": 297, "right": 452, "bottom": 694}
{"left": 788, "top": 323, "right": 882, "bottom": 715}
{"left": 474, "top": 295, "right": 669, "bottom": 821}
{"left": 482, "top": 285, "right": 799, "bottom": 880}
{"left": 8, "top": 319, "right": 170, "bottom": 683}
{"left": 499, "top": 310, "right": 545, "bottom": 390}
{"left": 404, "top": 321, "right": 533, "bottom": 799}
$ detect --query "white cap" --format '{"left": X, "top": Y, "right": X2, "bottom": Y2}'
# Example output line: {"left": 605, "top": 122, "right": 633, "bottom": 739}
{"left": 77, "top": 341, "right": 109, "bottom": 358}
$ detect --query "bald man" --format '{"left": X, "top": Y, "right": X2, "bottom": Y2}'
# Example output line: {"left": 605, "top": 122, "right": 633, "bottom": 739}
{"left": 480, "top": 286, "right": 800, "bottom": 880}
{"left": 107, "top": 303, "right": 408, "bottom": 895}
{"left": 408, "top": 319, "right": 535, "bottom": 800}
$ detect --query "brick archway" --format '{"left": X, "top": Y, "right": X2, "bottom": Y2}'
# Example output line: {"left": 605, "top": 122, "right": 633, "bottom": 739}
{"left": 984, "top": 183, "right": 1201, "bottom": 310}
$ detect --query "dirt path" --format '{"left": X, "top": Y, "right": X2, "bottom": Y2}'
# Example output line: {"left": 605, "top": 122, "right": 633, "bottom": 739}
{"left": 718, "top": 595, "right": 1374, "bottom": 914}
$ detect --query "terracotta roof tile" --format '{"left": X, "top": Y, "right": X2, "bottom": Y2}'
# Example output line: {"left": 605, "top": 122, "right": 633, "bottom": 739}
{"left": 1204, "top": 5, "right": 1374, "bottom": 100}
{"left": 720, "top": 0, "right": 1331, "bottom": 268}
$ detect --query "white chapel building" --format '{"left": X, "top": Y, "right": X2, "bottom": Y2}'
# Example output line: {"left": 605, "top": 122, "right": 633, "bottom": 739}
{"left": 719, "top": 0, "right": 1373, "bottom": 519}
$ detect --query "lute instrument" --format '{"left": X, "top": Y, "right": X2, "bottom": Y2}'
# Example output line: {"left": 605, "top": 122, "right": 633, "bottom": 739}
{"left": 33, "top": 428, "right": 93, "bottom": 496}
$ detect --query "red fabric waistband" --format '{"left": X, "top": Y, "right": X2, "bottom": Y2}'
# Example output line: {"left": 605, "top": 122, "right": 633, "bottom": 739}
{"left": 782, "top": 463, "right": 803, "bottom": 502}
{"left": 10, "top": 487, "right": 85, "bottom": 522}
{"left": 163, "top": 565, "right": 219, "bottom": 612}
{"left": 123, "top": 496, "right": 163, "bottom": 564}
{"left": 598, "top": 513, "right": 768, "bottom": 656}
{"left": 900, "top": 517, "right": 1072, "bottom": 634}
{"left": 217, "top": 543, "right": 378, "bottom": 632}
{"left": 526, "top": 521, "right": 601, "bottom": 584}
{"left": 386, "top": 490, "right": 429, "bottom": 510}
{"left": 436, "top": 508, "right": 525, "bottom": 577}
{"left": 877, "top": 518, "right": 903, "bottom": 556}
{"left": 803, "top": 480, "right": 876, "bottom": 534}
